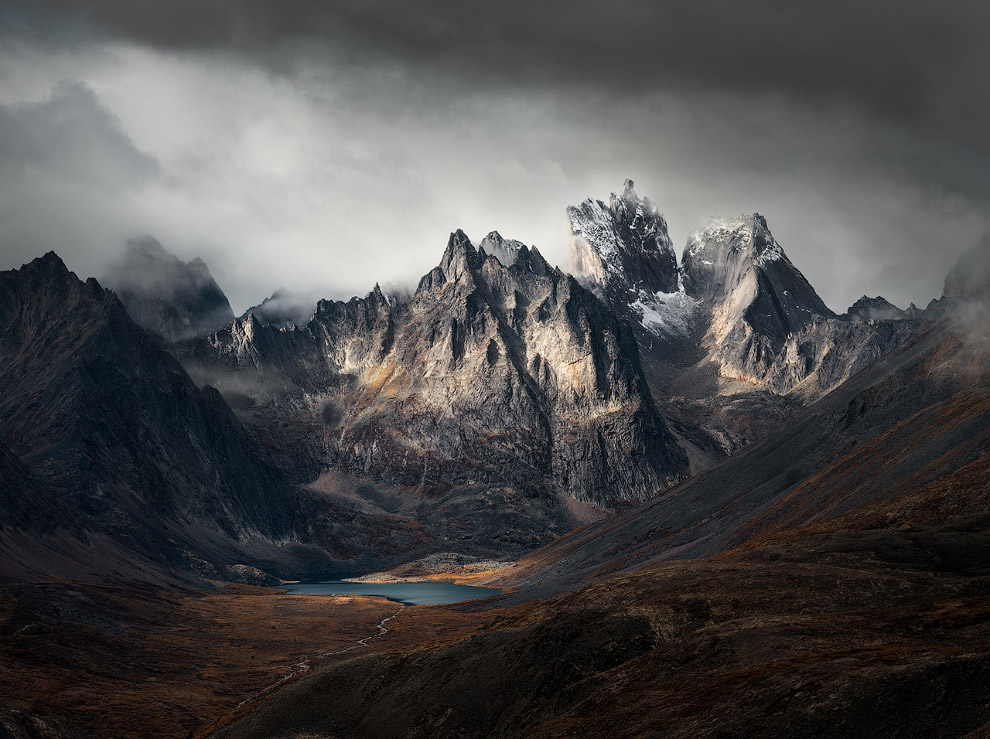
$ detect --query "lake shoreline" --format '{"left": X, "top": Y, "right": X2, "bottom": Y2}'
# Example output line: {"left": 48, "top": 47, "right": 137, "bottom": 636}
{"left": 340, "top": 552, "right": 518, "bottom": 586}
{"left": 278, "top": 579, "right": 504, "bottom": 606}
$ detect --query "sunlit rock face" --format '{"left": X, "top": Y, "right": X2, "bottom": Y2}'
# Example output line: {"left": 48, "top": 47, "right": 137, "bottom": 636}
{"left": 185, "top": 229, "right": 688, "bottom": 508}
{"left": 680, "top": 214, "right": 922, "bottom": 398}
{"left": 568, "top": 180, "right": 694, "bottom": 344}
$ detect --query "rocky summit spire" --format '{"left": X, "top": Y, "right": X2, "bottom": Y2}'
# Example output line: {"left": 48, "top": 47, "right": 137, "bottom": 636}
{"left": 568, "top": 180, "right": 679, "bottom": 296}
{"left": 478, "top": 231, "right": 524, "bottom": 267}
{"left": 682, "top": 213, "right": 833, "bottom": 337}
{"left": 439, "top": 229, "right": 482, "bottom": 283}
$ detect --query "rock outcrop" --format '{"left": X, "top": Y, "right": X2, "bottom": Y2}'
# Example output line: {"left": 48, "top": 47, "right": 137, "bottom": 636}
{"left": 842, "top": 295, "right": 923, "bottom": 322}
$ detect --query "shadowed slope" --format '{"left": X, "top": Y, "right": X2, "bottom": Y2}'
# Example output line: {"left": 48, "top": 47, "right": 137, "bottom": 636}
{"left": 0, "top": 253, "right": 305, "bottom": 579}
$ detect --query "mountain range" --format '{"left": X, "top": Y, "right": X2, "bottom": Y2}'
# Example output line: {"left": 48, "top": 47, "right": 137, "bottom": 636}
{"left": 1, "top": 182, "right": 987, "bottom": 737}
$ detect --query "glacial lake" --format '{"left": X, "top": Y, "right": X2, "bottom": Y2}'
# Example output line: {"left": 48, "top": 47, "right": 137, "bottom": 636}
{"left": 280, "top": 580, "right": 502, "bottom": 606}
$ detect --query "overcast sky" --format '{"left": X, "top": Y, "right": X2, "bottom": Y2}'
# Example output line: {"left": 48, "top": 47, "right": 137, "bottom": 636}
{"left": 1, "top": 1, "right": 988, "bottom": 313}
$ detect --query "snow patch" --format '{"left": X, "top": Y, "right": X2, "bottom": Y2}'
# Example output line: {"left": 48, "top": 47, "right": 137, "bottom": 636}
{"left": 756, "top": 234, "right": 785, "bottom": 266}
{"left": 630, "top": 288, "right": 699, "bottom": 338}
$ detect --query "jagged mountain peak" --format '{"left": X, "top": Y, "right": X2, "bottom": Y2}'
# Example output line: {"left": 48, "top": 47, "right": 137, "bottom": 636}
{"left": 183, "top": 224, "right": 689, "bottom": 509}
{"left": 568, "top": 181, "right": 678, "bottom": 295}
{"left": 102, "top": 237, "right": 234, "bottom": 342}
{"left": 682, "top": 213, "right": 831, "bottom": 317}
{"left": 439, "top": 229, "right": 483, "bottom": 283}
{"left": 17, "top": 252, "right": 91, "bottom": 290}
{"left": 2, "top": 252, "right": 122, "bottom": 329}
{"left": 842, "top": 295, "right": 920, "bottom": 322}
{"left": 684, "top": 214, "right": 785, "bottom": 268}
{"left": 0, "top": 254, "right": 298, "bottom": 572}
{"left": 606, "top": 178, "right": 663, "bottom": 225}
{"left": 31, "top": 250, "right": 71, "bottom": 272}
{"left": 478, "top": 231, "right": 525, "bottom": 267}
{"left": 436, "top": 229, "right": 556, "bottom": 287}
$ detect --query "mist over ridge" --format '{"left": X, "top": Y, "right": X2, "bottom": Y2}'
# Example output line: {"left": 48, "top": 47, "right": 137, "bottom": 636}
{"left": 2, "top": 2, "right": 989, "bottom": 314}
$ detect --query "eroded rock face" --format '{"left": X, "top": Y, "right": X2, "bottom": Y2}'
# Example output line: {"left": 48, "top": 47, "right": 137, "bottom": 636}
{"left": 569, "top": 179, "right": 679, "bottom": 296}
{"left": 568, "top": 180, "right": 691, "bottom": 345}
{"left": 102, "top": 237, "right": 234, "bottom": 342}
{"left": 186, "top": 230, "right": 688, "bottom": 507}
{"left": 680, "top": 214, "right": 921, "bottom": 399}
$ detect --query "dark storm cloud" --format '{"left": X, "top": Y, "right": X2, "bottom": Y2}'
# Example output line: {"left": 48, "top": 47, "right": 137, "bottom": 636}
{"left": 12, "top": 0, "right": 990, "bottom": 154}
{"left": 1, "top": 1, "right": 987, "bottom": 314}
{"left": 0, "top": 81, "right": 165, "bottom": 277}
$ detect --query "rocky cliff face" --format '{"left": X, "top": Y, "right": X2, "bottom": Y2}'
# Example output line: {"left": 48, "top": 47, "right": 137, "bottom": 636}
{"left": 679, "top": 214, "right": 922, "bottom": 399}
{"left": 567, "top": 185, "right": 927, "bottom": 460}
{"left": 102, "top": 237, "right": 234, "bottom": 341}
{"left": 185, "top": 230, "right": 688, "bottom": 508}
{"left": 568, "top": 180, "right": 690, "bottom": 342}
{"left": 569, "top": 179, "right": 679, "bottom": 295}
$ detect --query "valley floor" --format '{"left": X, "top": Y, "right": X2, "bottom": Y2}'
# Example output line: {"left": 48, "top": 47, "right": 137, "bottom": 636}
{"left": 3, "top": 448, "right": 990, "bottom": 739}
{"left": 211, "top": 453, "right": 990, "bottom": 738}
{"left": 0, "top": 582, "right": 503, "bottom": 738}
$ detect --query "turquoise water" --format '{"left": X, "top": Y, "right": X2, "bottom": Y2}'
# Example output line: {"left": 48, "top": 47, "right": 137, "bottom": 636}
{"left": 280, "top": 580, "right": 501, "bottom": 606}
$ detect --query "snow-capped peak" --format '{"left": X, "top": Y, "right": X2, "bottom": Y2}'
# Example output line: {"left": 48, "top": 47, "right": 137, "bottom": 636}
{"left": 686, "top": 214, "right": 787, "bottom": 268}
{"left": 567, "top": 181, "right": 678, "bottom": 294}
